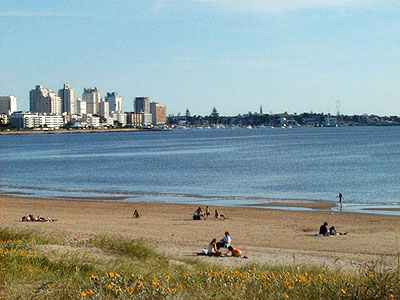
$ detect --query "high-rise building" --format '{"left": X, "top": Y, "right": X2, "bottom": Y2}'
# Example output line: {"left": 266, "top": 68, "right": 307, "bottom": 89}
{"left": 58, "top": 84, "right": 77, "bottom": 114}
{"left": 105, "top": 92, "right": 122, "bottom": 113}
{"left": 150, "top": 102, "right": 167, "bottom": 125}
{"left": 82, "top": 87, "right": 100, "bottom": 114}
{"left": 77, "top": 99, "right": 87, "bottom": 115}
{"left": 99, "top": 99, "right": 110, "bottom": 118}
{"left": 0, "top": 95, "right": 18, "bottom": 114}
{"left": 134, "top": 97, "right": 150, "bottom": 113}
{"left": 29, "top": 85, "right": 62, "bottom": 115}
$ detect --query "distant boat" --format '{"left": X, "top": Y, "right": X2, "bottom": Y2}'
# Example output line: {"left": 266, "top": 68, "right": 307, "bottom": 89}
{"left": 246, "top": 125, "right": 253, "bottom": 129}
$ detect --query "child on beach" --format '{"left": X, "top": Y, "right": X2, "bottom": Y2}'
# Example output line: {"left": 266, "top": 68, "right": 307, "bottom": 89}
{"left": 226, "top": 246, "right": 245, "bottom": 257}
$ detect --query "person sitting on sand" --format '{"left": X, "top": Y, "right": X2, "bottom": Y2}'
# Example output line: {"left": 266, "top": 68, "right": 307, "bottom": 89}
{"left": 319, "top": 222, "right": 329, "bottom": 236}
{"left": 197, "top": 238, "right": 222, "bottom": 256}
{"left": 329, "top": 226, "right": 337, "bottom": 235}
{"left": 207, "top": 238, "right": 222, "bottom": 256}
{"left": 193, "top": 207, "right": 205, "bottom": 220}
{"left": 133, "top": 210, "right": 140, "bottom": 218}
{"left": 205, "top": 206, "right": 212, "bottom": 218}
{"left": 216, "top": 231, "right": 231, "bottom": 249}
{"left": 226, "top": 246, "right": 244, "bottom": 257}
{"left": 214, "top": 210, "right": 225, "bottom": 219}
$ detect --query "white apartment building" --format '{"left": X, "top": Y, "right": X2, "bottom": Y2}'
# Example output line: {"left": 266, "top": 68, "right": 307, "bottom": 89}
{"left": 10, "top": 112, "right": 64, "bottom": 129}
{"left": 30, "top": 85, "right": 62, "bottom": 115}
{"left": 58, "top": 84, "right": 77, "bottom": 114}
{"left": 0, "top": 95, "right": 18, "bottom": 114}
{"left": 99, "top": 99, "right": 110, "bottom": 118}
{"left": 84, "top": 114, "right": 100, "bottom": 128}
{"left": 77, "top": 99, "right": 87, "bottom": 115}
{"left": 82, "top": 87, "right": 100, "bottom": 115}
{"left": 105, "top": 92, "right": 122, "bottom": 113}
{"left": 112, "top": 112, "right": 127, "bottom": 126}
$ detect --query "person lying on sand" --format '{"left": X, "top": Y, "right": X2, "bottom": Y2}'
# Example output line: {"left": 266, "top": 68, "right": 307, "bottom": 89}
{"left": 214, "top": 210, "right": 225, "bottom": 219}
{"left": 329, "top": 226, "right": 348, "bottom": 236}
{"left": 20, "top": 215, "right": 55, "bottom": 222}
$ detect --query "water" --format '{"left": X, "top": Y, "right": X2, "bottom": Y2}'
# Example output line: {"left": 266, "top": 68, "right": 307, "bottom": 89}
{"left": 1, "top": 127, "right": 399, "bottom": 214}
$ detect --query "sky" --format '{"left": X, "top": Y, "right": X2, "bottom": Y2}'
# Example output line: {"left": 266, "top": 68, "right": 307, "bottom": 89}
{"left": 1, "top": 0, "right": 399, "bottom": 116}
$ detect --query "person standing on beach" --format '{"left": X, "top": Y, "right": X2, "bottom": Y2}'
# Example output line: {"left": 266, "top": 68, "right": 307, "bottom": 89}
{"left": 338, "top": 193, "right": 344, "bottom": 209}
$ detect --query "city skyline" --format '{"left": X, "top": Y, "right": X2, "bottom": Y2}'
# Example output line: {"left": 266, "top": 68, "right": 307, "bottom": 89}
{"left": 1, "top": 1, "right": 399, "bottom": 116}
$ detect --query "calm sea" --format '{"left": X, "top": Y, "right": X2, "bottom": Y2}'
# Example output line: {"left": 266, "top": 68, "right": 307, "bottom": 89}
{"left": 1, "top": 127, "right": 399, "bottom": 214}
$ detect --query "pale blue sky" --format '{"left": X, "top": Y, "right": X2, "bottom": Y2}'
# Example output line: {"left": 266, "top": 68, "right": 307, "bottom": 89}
{"left": 1, "top": 0, "right": 399, "bottom": 115}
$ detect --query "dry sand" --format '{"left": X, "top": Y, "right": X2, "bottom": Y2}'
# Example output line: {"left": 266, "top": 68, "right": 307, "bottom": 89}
{"left": 1, "top": 195, "right": 399, "bottom": 271}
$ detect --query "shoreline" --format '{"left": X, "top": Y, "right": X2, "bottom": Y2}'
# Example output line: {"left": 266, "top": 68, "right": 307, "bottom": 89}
{"left": 2, "top": 195, "right": 399, "bottom": 271}
{"left": 1, "top": 186, "right": 399, "bottom": 216}
{"left": 0, "top": 127, "right": 156, "bottom": 135}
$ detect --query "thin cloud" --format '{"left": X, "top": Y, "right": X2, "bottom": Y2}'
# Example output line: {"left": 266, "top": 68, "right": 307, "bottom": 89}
{"left": 169, "top": 0, "right": 397, "bottom": 13}
{"left": 0, "top": 11, "right": 70, "bottom": 17}
{"left": 0, "top": 11, "right": 104, "bottom": 18}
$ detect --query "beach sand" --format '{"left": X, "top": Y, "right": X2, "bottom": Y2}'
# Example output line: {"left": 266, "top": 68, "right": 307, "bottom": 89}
{"left": 1, "top": 195, "right": 399, "bottom": 271}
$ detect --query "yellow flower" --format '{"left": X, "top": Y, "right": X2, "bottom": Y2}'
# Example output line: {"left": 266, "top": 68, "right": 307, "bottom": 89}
{"left": 137, "top": 281, "right": 144, "bottom": 286}
{"left": 44, "top": 267, "right": 49, "bottom": 271}
{"left": 108, "top": 284, "right": 113, "bottom": 290}
{"left": 253, "top": 266, "right": 257, "bottom": 271}
{"left": 129, "top": 287, "right": 135, "bottom": 292}
{"left": 152, "top": 276, "right": 157, "bottom": 280}
{"left": 178, "top": 285, "right": 184, "bottom": 291}
{"left": 81, "top": 292, "right": 87, "bottom": 297}
{"left": 341, "top": 289, "right": 347, "bottom": 294}
{"left": 120, "top": 269, "right": 125, "bottom": 273}
{"left": 109, "top": 272, "right": 115, "bottom": 278}
{"left": 113, "top": 289, "right": 119, "bottom": 295}
{"left": 47, "top": 285, "right": 53, "bottom": 289}
{"left": 368, "top": 274, "right": 375, "bottom": 279}
{"left": 165, "top": 275, "right": 171, "bottom": 280}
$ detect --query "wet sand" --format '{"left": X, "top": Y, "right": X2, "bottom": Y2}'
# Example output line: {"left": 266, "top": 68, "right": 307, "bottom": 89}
{"left": 1, "top": 195, "right": 399, "bottom": 271}
{"left": 246, "top": 202, "right": 336, "bottom": 210}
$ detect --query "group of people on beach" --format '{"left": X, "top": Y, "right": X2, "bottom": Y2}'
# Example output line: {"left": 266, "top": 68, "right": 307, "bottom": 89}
{"left": 199, "top": 231, "right": 246, "bottom": 258}
{"left": 193, "top": 206, "right": 225, "bottom": 220}
{"left": 318, "top": 222, "right": 347, "bottom": 236}
{"left": 20, "top": 215, "right": 55, "bottom": 222}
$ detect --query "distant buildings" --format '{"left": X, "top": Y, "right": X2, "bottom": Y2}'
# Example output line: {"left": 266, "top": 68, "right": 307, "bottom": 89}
{"left": 150, "top": 102, "right": 167, "bottom": 125}
{"left": 133, "top": 97, "right": 167, "bottom": 126}
{"left": 134, "top": 97, "right": 150, "bottom": 114}
{"left": 105, "top": 92, "right": 122, "bottom": 113}
{"left": 10, "top": 112, "right": 64, "bottom": 129}
{"left": 0, "top": 95, "right": 18, "bottom": 114}
{"left": 3, "top": 83, "right": 168, "bottom": 130}
{"left": 58, "top": 84, "right": 77, "bottom": 114}
{"left": 82, "top": 87, "right": 100, "bottom": 115}
{"left": 29, "top": 85, "right": 62, "bottom": 115}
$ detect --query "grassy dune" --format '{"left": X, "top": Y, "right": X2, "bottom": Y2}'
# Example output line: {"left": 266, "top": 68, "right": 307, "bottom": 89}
{"left": 1, "top": 228, "right": 399, "bottom": 300}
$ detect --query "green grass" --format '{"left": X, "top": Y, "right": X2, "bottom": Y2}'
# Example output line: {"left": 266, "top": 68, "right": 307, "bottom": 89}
{"left": 1, "top": 227, "right": 399, "bottom": 300}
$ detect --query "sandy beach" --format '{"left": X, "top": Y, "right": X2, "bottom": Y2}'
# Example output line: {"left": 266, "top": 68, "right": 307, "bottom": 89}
{"left": 1, "top": 195, "right": 399, "bottom": 271}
